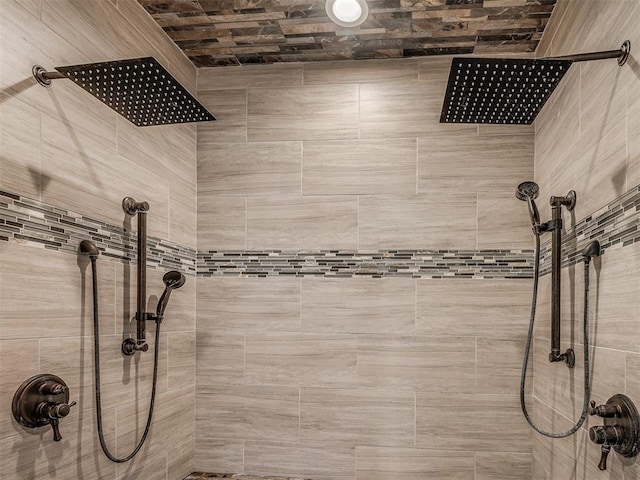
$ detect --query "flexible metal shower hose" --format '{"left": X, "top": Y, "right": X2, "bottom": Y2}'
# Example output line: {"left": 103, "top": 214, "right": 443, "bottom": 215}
{"left": 90, "top": 257, "right": 160, "bottom": 462}
{"left": 519, "top": 234, "right": 592, "bottom": 438}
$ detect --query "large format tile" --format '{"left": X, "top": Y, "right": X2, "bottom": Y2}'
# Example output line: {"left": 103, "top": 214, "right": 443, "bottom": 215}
{"left": 196, "top": 333, "right": 245, "bottom": 386}
{"left": 196, "top": 384, "right": 300, "bottom": 441}
{"left": 357, "top": 335, "right": 475, "bottom": 393}
{"left": 197, "top": 89, "right": 247, "bottom": 144}
{"left": 244, "top": 441, "right": 356, "bottom": 480}
{"left": 477, "top": 336, "right": 529, "bottom": 395}
{"left": 356, "top": 446, "right": 475, "bottom": 480}
{"left": 194, "top": 438, "right": 244, "bottom": 475}
{"left": 417, "top": 279, "right": 532, "bottom": 337}
{"left": 246, "top": 333, "right": 357, "bottom": 388}
{"left": 628, "top": 80, "right": 640, "bottom": 189}
{"left": 475, "top": 452, "right": 532, "bottom": 480}
{"left": 198, "top": 142, "right": 301, "bottom": 196}
{"left": 247, "top": 196, "right": 357, "bottom": 250}
{"left": 300, "top": 387, "right": 414, "bottom": 446}
{"left": 247, "top": 85, "right": 359, "bottom": 141}
{"left": 416, "top": 393, "right": 531, "bottom": 452}
{"left": 417, "top": 135, "right": 533, "bottom": 194}
{"left": 359, "top": 194, "right": 477, "bottom": 250}
{"left": 301, "top": 278, "right": 415, "bottom": 335}
{"left": 197, "top": 277, "right": 301, "bottom": 333}
{"left": 302, "top": 139, "right": 416, "bottom": 195}
{"left": 197, "top": 194, "right": 246, "bottom": 250}
{"left": 478, "top": 190, "right": 534, "bottom": 249}
{"left": 303, "top": 58, "right": 418, "bottom": 85}
{"left": 199, "top": 63, "right": 303, "bottom": 90}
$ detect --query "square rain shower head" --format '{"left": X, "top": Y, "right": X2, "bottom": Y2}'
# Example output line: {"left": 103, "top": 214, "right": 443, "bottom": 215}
{"left": 440, "top": 57, "right": 573, "bottom": 125}
{"left": 55, "top": 57, "right": 216, "bottom": 127}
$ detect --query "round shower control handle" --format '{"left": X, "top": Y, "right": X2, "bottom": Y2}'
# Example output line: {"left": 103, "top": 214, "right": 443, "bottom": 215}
{"left": 590, "top": 425, "right": 624, "bottom": 445}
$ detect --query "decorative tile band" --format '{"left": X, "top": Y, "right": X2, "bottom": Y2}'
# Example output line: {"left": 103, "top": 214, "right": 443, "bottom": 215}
{"left": 0, "top": 190, "right": 197, "bottom": 275}
{"left": 2, "top": 185, "right": 638, "bottom": 279}
{"left": 197, "top": 249, "right": 534, "bottom": 278}
{"left": 539, "top": 184, "right": 640, "bottom": 274}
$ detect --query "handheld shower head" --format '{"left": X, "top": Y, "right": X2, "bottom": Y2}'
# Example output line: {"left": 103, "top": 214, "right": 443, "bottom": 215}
{"left": 156, "top": 271, "right": 186, "bottom": 319}
{"left": 79, "top": 240, "right": 99, "bottom": 257}
{"left": 516, "top": 181, "right": 541, "bottom": 230}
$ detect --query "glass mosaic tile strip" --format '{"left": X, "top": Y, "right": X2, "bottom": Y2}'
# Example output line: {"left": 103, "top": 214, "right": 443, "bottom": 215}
{"left": 2, "top": 184, "right": 639, "bottom": 279}
{"left": 539, "top": 185, "right": 640, "bottom": 275}
{"left": 0, "top": 190, "right": 196, "bottom": 275}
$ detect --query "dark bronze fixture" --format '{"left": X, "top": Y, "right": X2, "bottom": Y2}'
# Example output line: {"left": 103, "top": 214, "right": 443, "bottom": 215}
{"left": 79, "top": 201, "right": 186, "bottom": 462}
{"left": 32, "top": 57, "right": 216, "bottom": 126}
{"left": 589, "top": 394, "right": 640, "bottom": 471}
{"left": 518, "top": 184, "right": 601, "bottom": 439}
{"left": 12, "top": 374, "right": 76, "bottom": 442}
{"left": 441, "top": 40, "right": 630, "bottom": 124}
{"left": 122, "top": 197, "right": 151, "bottom": 355}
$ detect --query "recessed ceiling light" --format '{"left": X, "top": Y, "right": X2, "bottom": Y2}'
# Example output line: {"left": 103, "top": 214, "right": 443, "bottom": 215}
{"left": 325, "top": 0, "right": 369, "bottom": 28}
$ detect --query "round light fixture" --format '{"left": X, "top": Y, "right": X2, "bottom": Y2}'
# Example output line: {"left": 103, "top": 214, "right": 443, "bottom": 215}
{"left": 325, "top": 0, "right": 369, "bottom": 28}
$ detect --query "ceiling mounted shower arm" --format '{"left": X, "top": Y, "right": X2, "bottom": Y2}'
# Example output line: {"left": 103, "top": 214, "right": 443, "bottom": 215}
{"left": 545, "top": 40, "right": 631, "bottom": 66}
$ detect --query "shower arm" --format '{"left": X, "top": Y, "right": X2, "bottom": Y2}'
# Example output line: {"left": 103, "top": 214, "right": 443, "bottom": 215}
{"left": 545, "top": 40, "right": 631, "bottom": 66}
{"left": 122, "top": 197, "right": 151, "bottom": 355}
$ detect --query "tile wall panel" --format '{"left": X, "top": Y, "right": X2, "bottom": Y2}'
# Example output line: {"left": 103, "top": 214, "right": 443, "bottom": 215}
{"left": 533, "top": 1, "right": 640, "bottom": 479}
{"left": 0, "top": 1, "right": 197, "bottom": 479}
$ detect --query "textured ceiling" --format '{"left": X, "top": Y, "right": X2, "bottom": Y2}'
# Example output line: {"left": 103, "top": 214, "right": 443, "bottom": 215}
{"left": 138, "top": 0, "right": 558, "bottom": 67}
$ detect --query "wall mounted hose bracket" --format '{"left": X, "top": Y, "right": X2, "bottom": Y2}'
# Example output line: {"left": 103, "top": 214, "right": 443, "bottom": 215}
{"left": 441, "top": 40, "right": 631, "bottom": 124}
{"left": 12, "top": 374, "right": 76, "bottom": 442}
{"left": 589, "top": 394, "right": 640, "bottom": 471}
{"left": 32, "top": 57, "right": 216, "bottom": 126}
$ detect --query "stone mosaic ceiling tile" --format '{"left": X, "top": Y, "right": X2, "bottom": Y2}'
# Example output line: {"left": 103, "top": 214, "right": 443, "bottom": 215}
{"left": 137, "top": 0, "right": 557, "bottom": 67}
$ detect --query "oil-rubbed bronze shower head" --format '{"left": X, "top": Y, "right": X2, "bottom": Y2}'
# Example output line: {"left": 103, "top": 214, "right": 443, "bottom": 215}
{"left": 33, "top": 57, "right": 216, "bottom": 127}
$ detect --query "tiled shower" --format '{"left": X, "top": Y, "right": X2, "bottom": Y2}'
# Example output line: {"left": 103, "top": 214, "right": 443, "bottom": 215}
{"left": 0, "top": 1, "right": 638, "bottom": 480}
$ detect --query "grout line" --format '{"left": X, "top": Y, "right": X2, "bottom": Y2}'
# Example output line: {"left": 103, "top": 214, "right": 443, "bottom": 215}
{"left": 415, "top": 138, "right": 419, "bottom": 195}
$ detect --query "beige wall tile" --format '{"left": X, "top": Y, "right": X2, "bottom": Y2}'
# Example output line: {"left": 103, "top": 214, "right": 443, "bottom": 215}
{"left": 476, "top": 452, "right": 532, "bottom": 480}
{"left": 0, "top": 339, "right": 39, "bottom": 441}
{"left": 359, "top": 80, "right": 446, "bottom": 139}
{"left": 195, "top": 438, "right": 244, "bottom": 474}
{"left": 247, "top": 196, "right": 358, "bottom": 250}
{"left": 168, "top": 331, "right": 195, "bottom": 390}
{"left": 302, "top": 139, "right": 416, "bottom": 195}
{"left": 196, "top": 333, "right": 245, "bottom": 386}
{"left": 627, "top": 353, "right": 640, "bottom": 405}
{"left": 197, "top": 194, "right": 246, "bottom": 250}
{"left": 359, "top": 194, "right": 477, "bottom": 250}
{"left": 418, "top": 135, "right": 534, "bottom": 194}
{"left": 628, "top": 81, "right": 640, "bottom": 188}
{"left": 356, "top": 446, "right": 475, "bottom": 480}
{"left": 357, "top": 335, "right": 475, "bottom": 393}
{"left": 40, "top": 114, "right": 171, "bottom": 240}
{"left": 477, "top": 337, "right": 530, "bottom": 395}
{"left": 0, "top": 96, "right": 41, "bottom": 198}
{"left": 196, "top": 384, "right": 299, "bottom": 441}
{"left": 115, "top": 450, "right": 167, "bottom": 480}
{"left": 416, "top": 393, "right": 531, "bottom": 452}
{"left": 168, "top": 438, "right": 195, "bottom": 480}
{"left": 301, "top": 277, "right": 415, "bottom": 335}
{"left": 246, "top": 333, "right": 357, "bottom": 387}
{"left": 245, "top": 441, "right": 356, "bottom": 479}
{"left": 478, "top": 124, "right": 535, "bottom": 136}
{"left": 197, "top": 89, "right": 247, "bottom": 144}
{"left": 591, "top": 242, "right": 640, "bottom": 353}
{"left": 198, "top": 142, "right": 302, "bottom": 196}
{"left": 417, "top": 279, "right": 532, "bottom": 337}
{"left": 198, "top": 63, "right": 304, "bottom": 90}
{"left": 247, "top": 85, "right": 359, "bottom": 141}
{"left": 478, "top": 191, "right": 534, "bottom": 249}
{"left": 303, "top": 58, "right": 418, "bottom": 85}
{"left": 197, "top": 277, "right": 301, "bottom": 332}
{"left": 0, "top": 242, "right": 116, "bottom": 340}
{"left": 300, "top": 387, "right": 414, "bottom": 446}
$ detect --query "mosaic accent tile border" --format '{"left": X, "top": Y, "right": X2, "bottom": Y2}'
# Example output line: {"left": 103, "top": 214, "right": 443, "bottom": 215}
{"left": 2, "top": 185, "right": 638, "bottom": 279}
{"left": 197, "top": 249, "right": 534, "bottom": 278}
{"left": 539, "top": 185, "right": 640, "bottom": 274}
{"left": 0, "top": 190, "right": 197, "bottom": 275}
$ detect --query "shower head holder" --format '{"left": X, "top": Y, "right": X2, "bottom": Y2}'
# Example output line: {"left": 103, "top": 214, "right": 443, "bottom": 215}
{"left": 32, "top": 57, "right": 216, "bottom": 127}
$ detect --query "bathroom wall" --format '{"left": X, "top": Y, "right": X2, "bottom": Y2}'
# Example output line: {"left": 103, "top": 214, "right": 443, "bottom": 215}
{"left": 195, "top": 57, "right": 536, "bottom": 479}
{"left": 0, "top": 1, "right": 197, "bottom": 479}
{"left": 532, "top": 0, "right": 640, "bottom": 479}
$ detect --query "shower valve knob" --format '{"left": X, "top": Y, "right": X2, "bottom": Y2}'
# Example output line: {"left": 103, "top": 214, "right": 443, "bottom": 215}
{"left": 590, "top": 400, "right": 621, "bottom": 418}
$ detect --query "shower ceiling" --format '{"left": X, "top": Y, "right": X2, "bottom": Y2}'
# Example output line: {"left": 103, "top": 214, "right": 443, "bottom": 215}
{"left": 137, "top": 0, "right": 558, "bottom": 67}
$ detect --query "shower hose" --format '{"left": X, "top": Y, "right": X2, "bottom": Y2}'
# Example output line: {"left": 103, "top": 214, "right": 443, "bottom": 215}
{"left": 89, "top": 256, "right": 160, "bottom": 462}
{"left": 520, "top": 234, "right": 593, "bottom": 438}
